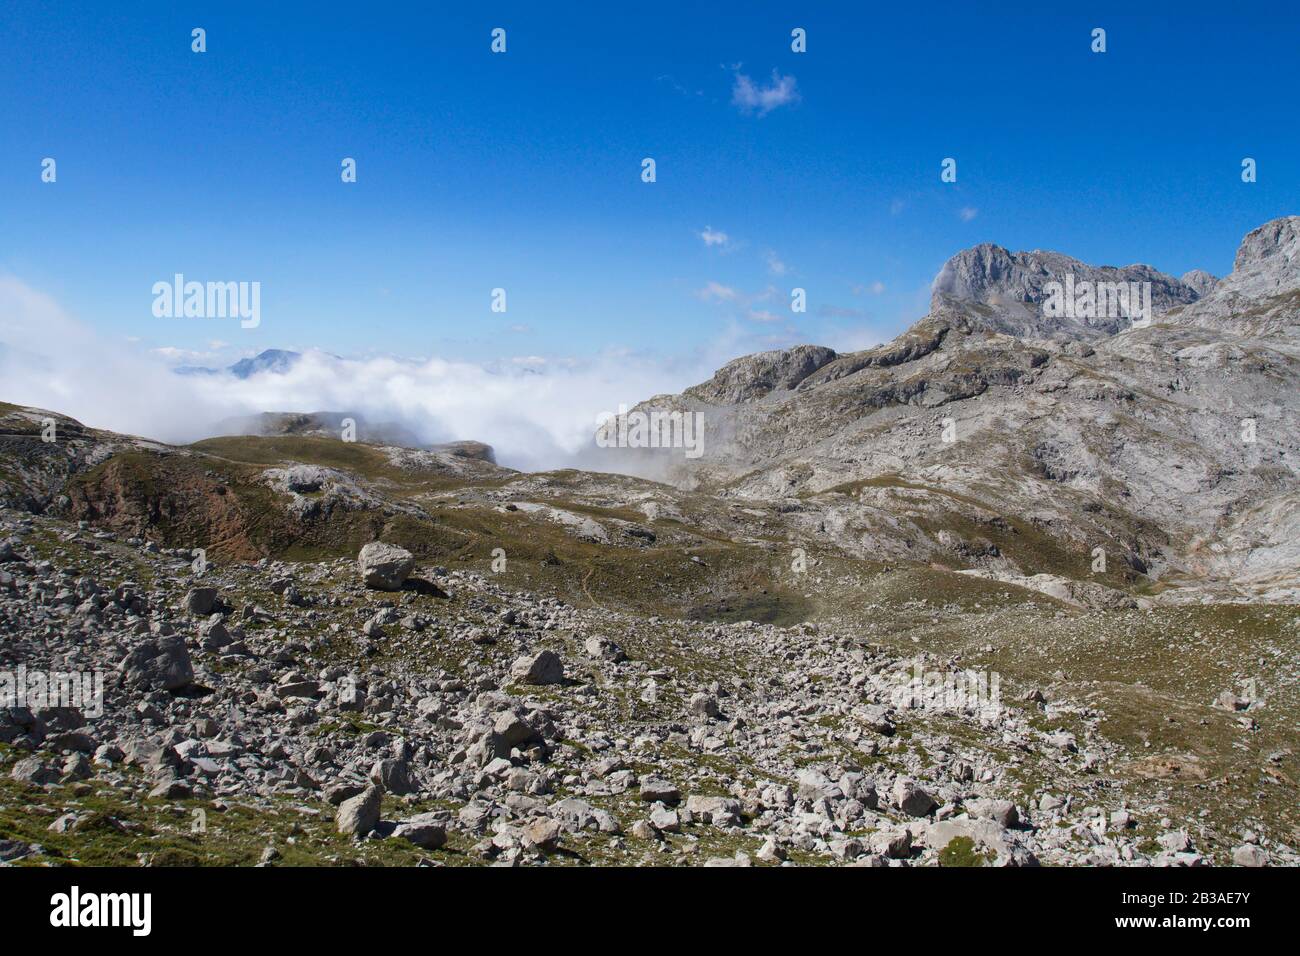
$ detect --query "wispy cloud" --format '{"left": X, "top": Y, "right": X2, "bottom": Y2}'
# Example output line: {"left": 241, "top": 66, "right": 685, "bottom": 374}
{"left": 852, "top": 281, "right": 886, "bottom": 295}
{"left": 959, "top": 207, "right": 979, "bottom": 222}
{"left": 698, "top": 225, "right": 730, "bottom": 247}
{"left": 730, "top": 67, "right": 800, "bottom": 116}
{"left": 764, "top": 250, "right": 787, "bottom": 276}
{"left": 694, "top": 280, "right": 739, "bottom": 303}
{"left": 656, "top": 74, "right": 704, "bottom": 99}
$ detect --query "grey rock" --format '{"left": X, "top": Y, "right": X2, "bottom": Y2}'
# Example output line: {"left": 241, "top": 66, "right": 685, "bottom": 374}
{"left": 358, "top": 542, "right": 415, "bottom": 591}
{"left": 1231, "top": 844, "right": 1268, "bottom": 867}
{"left": 509, "top": 650, "right": 565, "bottom": 686}
{"left": 639, "top": 777, "right": 681, "bottom": 804}
{"left": 893, "top": 778, "right": 938, "bottom": 817}
{"left": 393, "top": 813, "right": 448, "bottom": 849}
{"left": 184, "top": 587, "right": 219, "bottom": 615}
{"left": 119, "top": 636, "right": 194, "bottom": 692}
{"left": 337, "top": 784, "right": 383, "bottom": 836}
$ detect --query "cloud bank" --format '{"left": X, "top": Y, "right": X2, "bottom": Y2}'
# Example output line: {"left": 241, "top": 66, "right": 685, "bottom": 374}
{"left": 1, "top": 277, "right": 889, "bottom": 473}
{"left": 0, "top": 277, "right": 715, "bottom": 472}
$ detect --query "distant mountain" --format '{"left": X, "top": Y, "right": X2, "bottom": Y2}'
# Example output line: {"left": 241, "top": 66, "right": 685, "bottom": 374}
{"left": 175, "top": 348, "right": 302, "bottom": 378}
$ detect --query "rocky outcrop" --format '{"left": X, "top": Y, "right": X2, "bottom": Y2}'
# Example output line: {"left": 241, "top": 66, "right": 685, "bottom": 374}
{"left": 1167, "top": 216, "right": 1300, "bottom": 338}
{"left": 1181, "top": 269, "right": 1219, "bottom": 298}
{"left": 684, "top": 345, "right": 838, "bottom": 404}
{"left": 1227, "top": 215, "right": 1300, "bottom": 297}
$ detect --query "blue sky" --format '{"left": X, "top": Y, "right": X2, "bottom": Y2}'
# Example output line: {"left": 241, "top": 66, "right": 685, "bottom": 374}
{"left": 2, "top": 0, "right": 1298, "bottom": 371}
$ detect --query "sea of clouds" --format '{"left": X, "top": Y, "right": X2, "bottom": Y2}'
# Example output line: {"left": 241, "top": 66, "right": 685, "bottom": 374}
{"left": 0, "top": 276, "right": 730, "bottom": 472}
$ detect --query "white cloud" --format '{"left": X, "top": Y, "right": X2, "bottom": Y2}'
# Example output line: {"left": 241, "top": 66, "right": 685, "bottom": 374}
{"left": 730, "top": 68, "right": 800, "bottom": 116}
{"left": 746, "top": 309, "right": 783, "bottom": 323}
{"left": 698, "top": 226, "right": 729, "bottom": 247}
{"left": 960, "top": 207, "right": 979, "bottom": 222}
{"left": 764, "top": 250, "right": 787, "bottom": 276}
{"left": 0, "top": 276, "right": 722, "bottom": 473}
{"left": 694, "top": 281, "right": 739, "bottom": 302}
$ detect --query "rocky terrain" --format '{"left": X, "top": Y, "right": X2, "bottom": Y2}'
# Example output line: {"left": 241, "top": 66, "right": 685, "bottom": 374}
{"left": 614, "top": 216, "right": 1300, "bottom": 606}
{"left": 0, "top": 217, "right": 1296, "bottom": 868}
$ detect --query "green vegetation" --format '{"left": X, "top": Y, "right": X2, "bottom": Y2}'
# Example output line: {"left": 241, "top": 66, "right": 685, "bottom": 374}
{"left": 937, "top": 835, "right": 993, "bottom": 867}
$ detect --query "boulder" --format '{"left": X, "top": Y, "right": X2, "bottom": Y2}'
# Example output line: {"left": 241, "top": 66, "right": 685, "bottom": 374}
{"left": 118, "top": 636, "right": 195, "bottom": 691}
{"left": 639, "top": 777, "right": 681, "bottom": 804}
{"left": 509, "top": 650, "right": 565, "bottom": 686}
{"left": 392, "top": 813, "right": 447, "bottom": 849}
{"left": 893, "top": 777, "right": 938, "bottom": 817}
{"left": 184, "top": 587, "right": 218, "bottom": 615}
{"left": 337, "top": 784, "right": 383, "bottom": 836}
{"left": 358, "top": 543, "right": 414, "bottom": 591}
{"left": 370, "top": 758, "right": 417, "bottom": 796}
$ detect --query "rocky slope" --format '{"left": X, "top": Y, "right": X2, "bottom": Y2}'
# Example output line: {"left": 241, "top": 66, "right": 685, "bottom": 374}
{"left": 1, "top": 501, "right": 1294, "bottom": 867}
{"left": 611, "top": 216, "right": 1300, "bottom": 605}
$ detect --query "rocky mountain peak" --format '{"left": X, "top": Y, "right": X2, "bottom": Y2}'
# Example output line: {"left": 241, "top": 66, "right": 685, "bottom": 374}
{"left": 930, "top": 242, "right": 1202, "bottom": 340}
{"left": 1163, "top": 215, "right": 1299, "bottom": 337}
{"left": 1180, "top": 269, "right": 1219, "bottom": 298}
{"left": 1224, "top": 215, "right": 1300, "bottom": 298}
